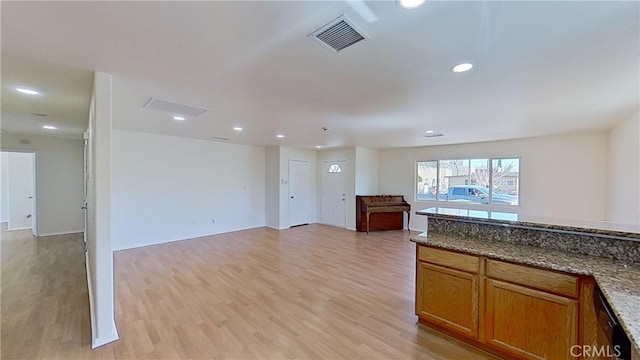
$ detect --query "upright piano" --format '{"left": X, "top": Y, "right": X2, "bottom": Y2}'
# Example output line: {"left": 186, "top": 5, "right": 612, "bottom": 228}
{"left": 356, "top": 195, "right": 411, "bottom": 233}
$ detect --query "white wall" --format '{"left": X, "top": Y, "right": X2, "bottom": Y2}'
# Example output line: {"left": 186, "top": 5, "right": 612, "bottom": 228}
{"left": 1, "top": 152, "right": 9, "bottom": 223}
{"left": 318, "top": 148, "right": 357, "bottom": 230}
{"left": 607, "top": 113, "right": 640, "bottom": 225}
{"left": 379, "top": 131, "right": 608, "bottom": 230}
{"left": 265, "top": 146, "right": 280, "bottom": 229}
{"left": 111, "top": 130, "right": 266, "bottom": 250}
{"left": 355, "top": 147, "right": 379, "bottom": 195}
{"left": 6, "top": 152, "right": 35, "bottom": 230}
{"left": 85, "top": 71, "right": 118, "bottom": 348}
{"left": 1, "top": 134, "right": 84, "bottom": 236}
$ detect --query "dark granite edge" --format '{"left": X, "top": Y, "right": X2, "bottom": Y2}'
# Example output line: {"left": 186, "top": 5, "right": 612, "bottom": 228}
{"left": 410, "top": 232, "right": 596, "bottom": 275}
{"left": 410, "top": 233, "right": 640, "bottom": 354}
{"left": 426, "top": 217, "right": 640, "bottom": 263}
{"left": 415, "top": 211, "right": 640, "bottom": 241}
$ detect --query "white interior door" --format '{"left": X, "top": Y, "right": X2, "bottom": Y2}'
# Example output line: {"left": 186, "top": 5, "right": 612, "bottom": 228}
{"left": 31, "top": 154, "right": 37, "bottom": 236}
{"left": 322, "top": 160, "right": 346, "bottom": 228}
{"left": 6, "top": 152, "right": 35, "bottom": 231}
{"left": 0, "top": 153, "right": 8, "bottom": 224}
{"left": 289, "top": 160, "right": 311, "bottom": 227}
{"left": 83, "top": 136, "right": 89, "bottom": 245}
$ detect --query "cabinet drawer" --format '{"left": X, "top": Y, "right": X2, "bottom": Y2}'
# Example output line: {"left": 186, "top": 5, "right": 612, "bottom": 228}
{"left": 418, "top": 246, "right": 480, "bottom": 273}
{"left": 486, "top": 260, "right": 579, "bottom": 298}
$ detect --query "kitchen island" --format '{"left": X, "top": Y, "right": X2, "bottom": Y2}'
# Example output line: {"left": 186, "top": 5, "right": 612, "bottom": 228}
{"left": 412, "top": 207, "right": 640, "bottom": 360}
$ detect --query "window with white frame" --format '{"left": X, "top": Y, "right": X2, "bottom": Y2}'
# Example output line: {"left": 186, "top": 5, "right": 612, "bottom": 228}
{"left": 328, "top": 163, "right": 342, "bottom": 173}
{"left": 416, "top": 158, "right": 520, "bottom": 206}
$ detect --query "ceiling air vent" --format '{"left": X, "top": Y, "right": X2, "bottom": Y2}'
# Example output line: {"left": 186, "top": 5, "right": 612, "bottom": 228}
{"left": 309, "top": 15, "right": 368, "bottom": 53}
{"left": 143, "top": 97, "right": 208, "bottom": 117}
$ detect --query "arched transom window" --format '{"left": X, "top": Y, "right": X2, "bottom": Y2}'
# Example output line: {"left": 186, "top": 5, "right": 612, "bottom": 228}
{"left": 328, "top": 163, "right": 342, "bottom": 173}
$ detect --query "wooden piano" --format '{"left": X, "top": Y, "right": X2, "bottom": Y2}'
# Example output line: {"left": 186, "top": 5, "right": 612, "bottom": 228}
{"left": 356, "top": 195, "right": 411, "bottom": 233}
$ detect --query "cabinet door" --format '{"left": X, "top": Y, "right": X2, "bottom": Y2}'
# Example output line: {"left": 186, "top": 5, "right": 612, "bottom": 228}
{"left": 486, "top": 279, "right": 578, "bottom": 360}
{"left": 416, "top": 262, "right": 479, "bottom": 338}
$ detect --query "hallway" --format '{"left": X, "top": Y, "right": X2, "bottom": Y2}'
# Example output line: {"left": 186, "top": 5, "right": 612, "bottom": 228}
{"left": 1, "top": 224, "right": 91, "bottom": 359}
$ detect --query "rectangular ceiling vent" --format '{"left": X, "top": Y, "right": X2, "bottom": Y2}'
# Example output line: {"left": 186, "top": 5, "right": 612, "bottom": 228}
{"left": 309, "top": 15, "right": 368, "bottom": 53}
{"left": 143, "top": 97, "right": 208, "bottom": 117}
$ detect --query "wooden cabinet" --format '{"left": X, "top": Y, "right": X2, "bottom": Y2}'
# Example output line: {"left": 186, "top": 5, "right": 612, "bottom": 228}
{"left": 416, "top": 245, "right": 587, "bottom": 360}
{"left": 485, "top": 279, "right": 578, "bottom": 360}
{"left": 416, "top": 262, "right": 479, "bottom": 338}
{"left": 416, "top": 247, "right": 480, "bottom": 339}
{"left": 484, "top": 259, "right": 579, "bottom": 360}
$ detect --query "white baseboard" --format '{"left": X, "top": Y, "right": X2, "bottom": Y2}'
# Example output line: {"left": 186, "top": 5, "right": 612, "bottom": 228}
{"left": 6, "top": 226, "right": 33, "bottom": 231}
{"left": 92, "top": 331, "right": 119, "bottom": 349}
{"left": 266, "top": 225, "right": 303, "bottom": 230}
{"left": 113, "top": 225, "right": 266, "bottom": 252}
{"left": 85, "top": 251, "right": 119, "bottom": 349}
{"left": 85, "top": 251, "right": 97, "bottom": 348}
{"left": 37, "top": 230, "right": 84, "bottom": 237}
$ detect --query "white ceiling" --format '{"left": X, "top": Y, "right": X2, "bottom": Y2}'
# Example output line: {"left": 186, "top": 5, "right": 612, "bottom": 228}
{"left": 2, "top": 1, "right": 638, "bottom": 149}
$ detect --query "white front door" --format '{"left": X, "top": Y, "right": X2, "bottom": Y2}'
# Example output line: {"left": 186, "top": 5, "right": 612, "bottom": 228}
{"left": 289, "top": 160, "right": 311, "bottom": 227}
{"left": 322, "top": 160, "right": 346, "bottom": 228}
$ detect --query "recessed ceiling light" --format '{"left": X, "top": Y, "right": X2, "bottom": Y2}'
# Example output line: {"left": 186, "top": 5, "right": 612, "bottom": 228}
{"left": 42, "top": 125, "right": 57, "bottom": 130}
{"left": 423, "top": 132, "right": 444, "bottom": 138}
{"left": 233, "top": 127, "right": 243, "bottom": 131}
{"left": 452, "top": 63, "right": 474, "bottom": 73}
{"left": 315, "top": 145, "right": 322, "bottom": 149}
{"left": 16, "top": 88, "right": 40, "bottom": 95}
{"left": 398, "top": 0, "right": 426, "bottom": 9}
{"left": 173, "top": 116, "right": 185, "bottom": 121}
{"left": 425, "top": 130, "right": 435, "bottom": 134}
{"left": 276, "top": 134, "right": 285, "bottom": 138}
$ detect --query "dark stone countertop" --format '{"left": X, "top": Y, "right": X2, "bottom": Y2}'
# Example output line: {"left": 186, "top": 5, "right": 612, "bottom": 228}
{"left": 415, "top": 207, "right": 640, "bottom": 240}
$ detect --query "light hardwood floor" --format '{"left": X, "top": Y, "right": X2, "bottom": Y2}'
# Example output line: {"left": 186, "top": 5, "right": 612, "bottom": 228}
{"left": 1, "top": 224, "right": 91, "bottom": 359}
{"left": 2, "top": 223, "right": 496, "bottom": 359}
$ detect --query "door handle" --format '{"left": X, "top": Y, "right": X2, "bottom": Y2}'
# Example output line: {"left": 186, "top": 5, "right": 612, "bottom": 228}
{"left": 290, "top": 196, "right": 294, "bottom": 199}
{"left": 28, "top": 196, "right": 33, "bottom": 199}
{"left": 81, "top": 206, "right": 87, "bottom": 210}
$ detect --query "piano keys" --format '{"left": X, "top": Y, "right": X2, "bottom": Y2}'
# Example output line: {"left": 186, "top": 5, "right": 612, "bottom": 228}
{"left": 355, "top": 195, "right": 411, "bottom": 233}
